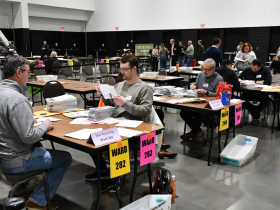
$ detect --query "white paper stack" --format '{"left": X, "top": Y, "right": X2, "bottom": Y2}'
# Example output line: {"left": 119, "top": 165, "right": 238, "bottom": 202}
{"left": 88, "top": 106, "right": 115, "bottom": 122}
{"left": 154, "top": 86, "right": 175, "bottom": 95}
{"left": 170, "top": 87, "right": 184, "bottom": 95}
{"left": 46, "top": 94, "right": 77, "bottom": 112}
{"left": 240, "top": 81, "right": 256, "bottom": 89}
{"left": 186, "top": 90, "right": 198, "bottom": 98}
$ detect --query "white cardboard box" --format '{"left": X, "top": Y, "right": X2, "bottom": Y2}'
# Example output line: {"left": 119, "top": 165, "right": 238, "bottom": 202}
{"left": 120, "top": 195, "right": 171, "bottom": 210}
{"left": 220, "top": 134, "right": 258, "bottom": 166}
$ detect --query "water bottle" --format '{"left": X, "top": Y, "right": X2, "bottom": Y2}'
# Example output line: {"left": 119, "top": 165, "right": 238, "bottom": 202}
{"left": 176, "top": 61, "right": 179, "bottom": 71}
{"left": 170, "top": 175, "right": 176, "bottom": 198}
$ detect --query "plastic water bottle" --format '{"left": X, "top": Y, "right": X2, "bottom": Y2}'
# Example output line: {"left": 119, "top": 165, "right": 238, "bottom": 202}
{"left": 176, "top": 61, "right": 179, "bottom": 71}
{"left": 170, "top": 175, "right": 176, "bottom": 198}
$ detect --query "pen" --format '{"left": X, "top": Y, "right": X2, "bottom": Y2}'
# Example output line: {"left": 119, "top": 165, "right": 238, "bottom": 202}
{"left": 109, "top": 93, "right": 115, "bottom": 105}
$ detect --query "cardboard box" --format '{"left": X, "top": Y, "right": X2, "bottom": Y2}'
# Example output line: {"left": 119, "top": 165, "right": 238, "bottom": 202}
{"left": 220, "top": 134, "right": 258, "bottom": 166}
{"left": 120, "top": 195, "right": 171, "bottom": 210}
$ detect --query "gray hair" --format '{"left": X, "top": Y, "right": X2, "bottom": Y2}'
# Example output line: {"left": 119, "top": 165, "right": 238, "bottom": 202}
{"left": 51, "top": 51, "right": 57, "bottom": 57}
{"left": 3, "top": 55, "right": 30, "bottom": 78}
{"left": 170, "top": 39, "right": 175, "bottom": 42}
{"left": 204, "top": 58, "right": 216, "bottom": 68}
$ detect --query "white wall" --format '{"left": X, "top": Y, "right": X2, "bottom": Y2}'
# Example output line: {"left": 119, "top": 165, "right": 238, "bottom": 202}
{"left": 86, "top": 0, "right": 280, "bottom": 32}
{"left": 29, "top": 16, "right": 85, "bottom": 32}
{"left": 0, "top": 2, "right": 13, "bottom": 28}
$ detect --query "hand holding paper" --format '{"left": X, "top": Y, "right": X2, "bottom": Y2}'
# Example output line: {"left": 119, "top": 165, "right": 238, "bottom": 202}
{"left": 113, "top": 95, "right": 126, "bottom": 106}
{"left": 99, "top": 84, "right": 118, "bottom": 99}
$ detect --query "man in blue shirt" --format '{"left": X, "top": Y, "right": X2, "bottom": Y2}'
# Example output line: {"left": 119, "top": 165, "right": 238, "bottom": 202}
{"left": 204, "top": 38, "right": 223, "bottom": 67}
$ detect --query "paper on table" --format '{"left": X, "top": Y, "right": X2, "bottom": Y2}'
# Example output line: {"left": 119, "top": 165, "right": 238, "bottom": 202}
{"left": 115, "top": 120, "right": 143, "bottom": 128}
{"left": 167, "top": 98, "right": 194, "bottom": 104}
{"left": 255, "top": 84, "right": 269, "bottom": 88}
{"left": 64, "top": 128, "right": 102, "bottom": 140}
{"left": 69, "top": 118, "right": 91, "bottom": 125}
{"left": 153, "top": 96, "right": 166, "bottom": 101}
{"left": 117, "top": 127, "right": 143, "bottom": 137}
{"left": 33, "top": 110, "right": 60, "bottom": 118}
{"left": 235, "top": 57, "right": 245, "bottom": 62}
{"left": 37, "top": 117, "right": 61, "bottom": 122}
{"left": 230, "top": 99, "right": 241, "bottom": 104}
{"left": 99, "top": 84, "right": 117, "bottom": 99}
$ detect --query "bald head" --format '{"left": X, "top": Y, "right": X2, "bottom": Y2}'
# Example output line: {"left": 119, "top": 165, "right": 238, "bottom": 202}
{"left": 188, "top": 40, "right": 192, "bottom": 46}
{"left": 170, "top": 39, "right": 175, "bottom": 45}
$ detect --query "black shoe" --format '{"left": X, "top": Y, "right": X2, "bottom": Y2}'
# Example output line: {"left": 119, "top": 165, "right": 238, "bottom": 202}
{"left": 108, "top": 178, "right": 120, "bottom": 193}
{"left": 85, "top": 170, "right": 110, "bottom": 181}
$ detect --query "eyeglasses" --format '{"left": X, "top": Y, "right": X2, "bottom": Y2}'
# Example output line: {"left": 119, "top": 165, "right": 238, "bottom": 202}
{"left": 202, "top": 67, "right": 213, "bottom": 72}
{"left": 119, "top": 67, "right": 132, "bottom": 72}
{"left": 21, "top": 70, "right": 31, "bottom": 75}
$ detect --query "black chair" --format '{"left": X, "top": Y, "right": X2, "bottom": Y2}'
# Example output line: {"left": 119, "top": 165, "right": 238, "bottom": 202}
{"left": 62, "top": 65, "right": 80, "bottom": 81}
{"left": 0, "top": 166, "right": 52, "bottom": 210}
{"left": 43, "top": 80, "right": 65, "bottom": 100}
{"left": 159, "top": 69, "right": 167, "bottom": 75}
{"left": 101, "top": 76, "right": 116, "bottom": 85}
{"left": 51, "top": 60, "right": 62, "bottom": 76}
{"left": 73, "top": 61, "right": 81, "bottom": 78}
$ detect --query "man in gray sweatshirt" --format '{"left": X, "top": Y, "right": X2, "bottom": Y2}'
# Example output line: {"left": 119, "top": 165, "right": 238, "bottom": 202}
{"left": 0, "top": 56, "right": 72, "bottom": 210}
{"left": 85, "top": 56, "right": 154, "bottom": 184}
{"left": 180, "top": 58, "right": 224, "bottom": 141}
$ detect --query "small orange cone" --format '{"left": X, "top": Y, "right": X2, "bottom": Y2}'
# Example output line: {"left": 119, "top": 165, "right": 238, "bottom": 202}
{"left": 98, "top": 98, "right": 105, "bottom": 107}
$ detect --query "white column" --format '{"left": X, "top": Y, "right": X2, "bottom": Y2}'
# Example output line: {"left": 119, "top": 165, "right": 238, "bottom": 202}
{"left": 13, "top": 1, "right": 29, "bottom": 28}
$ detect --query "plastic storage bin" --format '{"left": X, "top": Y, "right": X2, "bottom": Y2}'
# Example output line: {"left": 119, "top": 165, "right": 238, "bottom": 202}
{"left": 36, "top": 75, "right": 58, "bottom": 83}
{"left": 143, "top": 72, "right": 159, "bottom": 78}
{"left": 220, "top": 134, "right": 258, "bottom": 166}
{"left": 120, "top": 195, "right": 171, "bottom": 210}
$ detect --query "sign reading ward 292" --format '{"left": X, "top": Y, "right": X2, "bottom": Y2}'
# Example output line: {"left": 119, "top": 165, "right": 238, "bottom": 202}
{"left": 109, "top": 140, "right": 130, "bottom": 178}
{"left": 135, "top": 44, "right": 154, "bottom": 56}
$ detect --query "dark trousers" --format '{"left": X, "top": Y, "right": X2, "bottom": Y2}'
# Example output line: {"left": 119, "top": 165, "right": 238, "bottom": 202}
{"left": 180, "top": 110, "right": 203, "bottom": 133}
{"left": 152, "top": 57, "right": 158, "bottom": 71}
{"left": 90, "top": 154, "right": 108, "bottom": 171}
{"left": 171, "top": 55, "right": 177, "bottom": 66}
{"left": 240, "top": 92, "right": 271, "bottom": 115}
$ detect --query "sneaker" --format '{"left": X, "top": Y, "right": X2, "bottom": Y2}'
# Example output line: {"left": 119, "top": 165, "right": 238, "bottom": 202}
{"left": 26, "top": 199, "right": 59, "bottom": 210}
{"left": 108, "top": 178, "right": 120, "bottom": 193}
{"left": 85, "top": 170, "right": 110, "bottom": 181}
{"left": 180, "top": 131, "right": 195, "bottom": 141}
{"left": 190, "top": 130, "right": 204, "bottom": 141}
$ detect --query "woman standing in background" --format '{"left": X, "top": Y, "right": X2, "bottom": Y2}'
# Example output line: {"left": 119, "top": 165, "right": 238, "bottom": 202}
{"left": 159, "top": 43, "right": 168, "bottom": 69}
{"left": 152, "top": 44, "right": 159, "bottom": 71}
{"left": 234, "top": 42, "right": 256, "bottom": 75}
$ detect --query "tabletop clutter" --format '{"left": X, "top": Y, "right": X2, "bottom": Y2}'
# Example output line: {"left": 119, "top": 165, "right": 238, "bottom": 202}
{"left": 46, "top": 94, "right": 77, "bottom": 112}
{"left": 240, "top": 80, "right": 256, "bottom": 89}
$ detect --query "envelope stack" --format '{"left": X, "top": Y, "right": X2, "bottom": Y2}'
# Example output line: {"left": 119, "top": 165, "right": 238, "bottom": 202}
{"left": 88, "top": 106, "right": 115, "bottom": 121}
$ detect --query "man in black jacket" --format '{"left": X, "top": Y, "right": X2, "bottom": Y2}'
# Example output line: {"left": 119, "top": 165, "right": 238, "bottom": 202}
{"left": 238, "top": 59, "right": 272, "bottom": 119}
{"left": 216, "top": 59, "right": 240, "bottom": 89}
{"left": 196, "top": 40, "right": 204, "bottom": 61}
{"left": 45, "top": 51, "right": 58, "bottom": 74}
{"left": 41, "top": 41, "right": 49, "bottom": 60}
{"left": 170, "top": 39, "right": 179, "bottom": 66}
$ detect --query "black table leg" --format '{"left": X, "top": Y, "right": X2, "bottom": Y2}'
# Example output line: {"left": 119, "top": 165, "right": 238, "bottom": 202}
{"left": 31, "top": 86, "right": 34, "bottom": 107}
{"left": 130, "top": 142, "right": 138, "bottom": 203}
{"left": 147, "top": 163, "right": 152, "bottom": 192}
{"left": 115, "top": 177, "right": 122, "bottom": 208}
{"left": 217, "top": 131, "right": 221, "bottom": 154}
{"left": 208, "top": 116, "right": 214, "bottom": 166}
{"left": 95, "top": 154, "right": 101, "bottom": 210}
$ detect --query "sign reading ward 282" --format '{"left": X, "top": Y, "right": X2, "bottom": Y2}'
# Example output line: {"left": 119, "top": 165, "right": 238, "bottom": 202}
{"left": 109, "top": 140, "right": 130, "bottom": 178}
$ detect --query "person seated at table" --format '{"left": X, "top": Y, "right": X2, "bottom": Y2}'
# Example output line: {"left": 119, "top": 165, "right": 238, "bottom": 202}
{"left": 0, "top": 55, "right": 72, "bottom": 210}
{"left": 45, "top": 51, "right": 58, "bottom": 74}
{"left": 86, "top": 55, "right": 168, "bottom": 184}
{"left": 180, "top": 58, "right": 224, "bottom": 141}
{"left": 215, "top": 59, "right": 240, "bottom": 90}
{"left": 270, "top": 56, "right": 280, "bottom": 86}
{"left": 238, "top": 59, "right": 272, "bottom": 119}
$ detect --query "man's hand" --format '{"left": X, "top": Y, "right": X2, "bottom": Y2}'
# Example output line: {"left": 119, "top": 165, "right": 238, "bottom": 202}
{"left": 43, "top": 119, "right": 54, "bottom": 130}
{"left": 113, "top": 95, "right": 126, "bottom": 106}
{"left": 96, "top": 86, "right": 103, "bottom": 95}
{"left": 244, "top": 59, "right": 249, "bottom": 62}
{"left": 34, "top": 118, "right": 38, "bottom": 123}
{"left": 190, "top": 83, "right": 196, "bottom": 90}
{"left": 197, "top": 89, "right": 205, "bottom": 95}
{"left": 42, "top": 48, "right": 45, "bottom": 50}
{"left": 238, "top": 78, "right": 243, "bottom": 82}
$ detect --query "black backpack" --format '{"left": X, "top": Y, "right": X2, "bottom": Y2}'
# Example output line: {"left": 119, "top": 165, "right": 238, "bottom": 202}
{"left": 151, "top": 169, "right": 173, "bottom": 195}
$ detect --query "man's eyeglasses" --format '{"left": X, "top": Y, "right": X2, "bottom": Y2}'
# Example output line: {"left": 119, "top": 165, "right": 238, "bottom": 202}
{"left": 202, "top": 67, "right": 213, "bottom": 72}
{"left": 119, "top": 67, "right": 132, "bottom": 72}
{"left": 21, "top": 70, "right": 31, "bottom": 75}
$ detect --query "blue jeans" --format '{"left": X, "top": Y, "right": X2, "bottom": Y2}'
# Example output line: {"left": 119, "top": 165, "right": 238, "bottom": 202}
{"left": 160, "top": 56, "right": 167, "bottom": 69}
{"left": 178, "top": 56, "right": 185, "bottom": 67}
{"left": 187, "top": 56, "right": 193, "bottom": 67}
{"left": 180, "top": 110, "right": 203, "bottom": 133}
{"left": 2, "top": 147, "right": 72, "bottom": 207}
{"left": 236, "top": 66, "right": 243, "bottom": 76}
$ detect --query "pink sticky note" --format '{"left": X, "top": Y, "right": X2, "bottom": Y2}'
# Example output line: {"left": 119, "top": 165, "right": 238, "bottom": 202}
{"left": 235, "top": 103, "right": 242, "bottom": 126}
{"left": 140, "top": 132, "right": 156, "bottom": 166}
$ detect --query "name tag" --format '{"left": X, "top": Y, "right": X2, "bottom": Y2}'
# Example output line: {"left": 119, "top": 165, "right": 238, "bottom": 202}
{"left": 124, "top": 95, "right": 132, "bottom": 102}
{"left": 256, "top": 75, "right": 261, "bottom": 78}
{"left": 203, "top": 83, "right": 209, "bottom": 88}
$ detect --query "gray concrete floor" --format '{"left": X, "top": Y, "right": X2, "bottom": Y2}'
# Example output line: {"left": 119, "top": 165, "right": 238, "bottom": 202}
{"left": 1, "top": 76, "right": 280, "bottom": 209}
